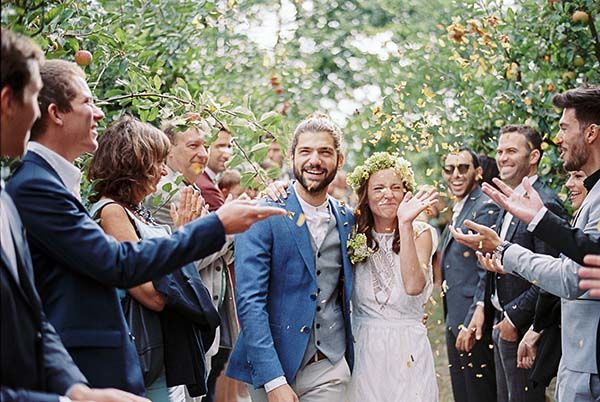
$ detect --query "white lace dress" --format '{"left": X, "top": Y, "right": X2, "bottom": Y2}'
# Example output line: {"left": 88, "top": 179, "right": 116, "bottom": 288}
{"left": 347, "top": 222, "right": 439, "bottom": 402}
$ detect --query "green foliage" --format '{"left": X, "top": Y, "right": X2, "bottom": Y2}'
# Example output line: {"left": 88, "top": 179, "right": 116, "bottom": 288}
{"left": 2, "top": 0, "right": 599, "bottom": 202}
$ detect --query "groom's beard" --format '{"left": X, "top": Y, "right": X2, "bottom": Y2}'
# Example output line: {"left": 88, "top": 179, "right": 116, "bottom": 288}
{"left": 293, "top": 161, "right": 337, "bottom": 194}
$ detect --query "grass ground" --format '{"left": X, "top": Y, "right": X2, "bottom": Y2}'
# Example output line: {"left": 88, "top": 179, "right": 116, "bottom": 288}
{"left": 426, "top": 286, "right": 556, "bottom": 402}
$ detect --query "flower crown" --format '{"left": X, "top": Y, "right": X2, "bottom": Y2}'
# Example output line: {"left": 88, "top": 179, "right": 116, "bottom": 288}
{"left": 346, "top": 152, "right": 416, "bottom": 191}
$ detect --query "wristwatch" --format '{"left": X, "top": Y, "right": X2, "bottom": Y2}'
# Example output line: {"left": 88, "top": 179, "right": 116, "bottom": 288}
{"left": 494, "top": 240, "right": 512, "bottom": 264}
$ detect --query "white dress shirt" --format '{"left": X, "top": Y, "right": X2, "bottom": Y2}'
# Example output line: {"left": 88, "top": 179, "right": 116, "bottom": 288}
{"left": 451, "top": 196, "right": 467, "bottom": 227}
{"left": 491, "top": 176, "right": 537, "bottom": 322}
{"left": 0, "top": 195, "right": 19, "bottom": 283}
{"left": 27, "top": 142, "right": 82, "bottom": 200}
{"left": 296, "top": 188, "right": 331, "bottom": 250}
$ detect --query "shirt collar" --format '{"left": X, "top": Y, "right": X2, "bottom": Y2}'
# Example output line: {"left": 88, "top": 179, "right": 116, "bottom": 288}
{"left": 584, "top": 168, "right": 600, "bottom": 192}
{"left": 27, "top": 142, "right": 82, "bottom": 200}
{"left": 205, "top": 167, "right": 217, "bottom": 183}
{"left": 294, "top": 184, "right": 330, "bottom": 216}
{"left": 513, "top": 175, "right": 538, "bottom": 194}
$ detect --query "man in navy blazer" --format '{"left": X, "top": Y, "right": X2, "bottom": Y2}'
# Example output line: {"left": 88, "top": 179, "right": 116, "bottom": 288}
{"left": 0, "top": 28, "right": 150, "bottom": 402}
{"left": 483, "top": 125, "right": 566, "bottom": 402}
{"left": 5, "top": 58, "right": 284, "bottom": 395}
{"left": 226, "top": 114, "right": 354, "bottom": 402}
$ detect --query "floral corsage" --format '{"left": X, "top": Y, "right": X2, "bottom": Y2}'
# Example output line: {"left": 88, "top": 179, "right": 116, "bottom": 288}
{"left": 347, "top": 232, "right": 374, "bottom": 264}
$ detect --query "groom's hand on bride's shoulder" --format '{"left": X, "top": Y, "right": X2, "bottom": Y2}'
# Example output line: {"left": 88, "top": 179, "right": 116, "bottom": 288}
{"left": 264, "top": 180, "right": 290, "bottom": 202}
{"left": 267, "top": 384, "right": 299, "bottom": 402}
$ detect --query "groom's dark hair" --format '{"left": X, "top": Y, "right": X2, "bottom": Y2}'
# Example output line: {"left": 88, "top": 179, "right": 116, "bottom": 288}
{"left": 290, "top": 112, "right": 344, "bottom": 155}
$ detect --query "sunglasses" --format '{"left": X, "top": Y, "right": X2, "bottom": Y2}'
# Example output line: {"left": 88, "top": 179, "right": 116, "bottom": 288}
{"left": 442, "top": 163, "right": 471, "bottom": 175}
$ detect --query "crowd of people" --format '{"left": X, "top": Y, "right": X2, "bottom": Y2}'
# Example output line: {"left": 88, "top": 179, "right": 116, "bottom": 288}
{"left": 1, "top": 27, "right": 599, "bottom": 402}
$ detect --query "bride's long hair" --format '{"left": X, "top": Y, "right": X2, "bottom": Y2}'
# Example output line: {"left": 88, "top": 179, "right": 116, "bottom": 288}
{"left": 353, "top": 172, "right": 414, "bottom": 256}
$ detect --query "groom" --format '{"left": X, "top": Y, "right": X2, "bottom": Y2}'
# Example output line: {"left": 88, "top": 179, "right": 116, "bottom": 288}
{"left": 226, "top": 114, "right": 354, "bottom": 402}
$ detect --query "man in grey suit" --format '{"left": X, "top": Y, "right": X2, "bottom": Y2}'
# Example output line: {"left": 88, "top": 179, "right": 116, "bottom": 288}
{"left": 145, "top": 117, "right": 235, "bottom": 402}
{"left": 440, "top": 148, "right": 500, "bottom": 402}
{"left": 452, "top": 86, "right": 600, "bottom": 401}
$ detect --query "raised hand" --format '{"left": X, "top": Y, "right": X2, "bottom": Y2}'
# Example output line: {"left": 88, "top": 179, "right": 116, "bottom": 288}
{"left": 482, "top": 177, "right": 544, "bottom": 225}
{"left": 170, "top": 186, "right": 204, "bottom": 227}
{"left": 216, "top": 199, "right": 286, "bottom": 234}
{"left": 450, "top": 219, "right": 502, "bottom": 253}
{"left": 396, "top": 189, "right": 438, "bottom": 225}
{"left": 264, "top": 180, "right": 290, "bottom": 203}
{"left": 579, "top": 254, "right": 600, "bottom": 297}
{"left": 475, "top": 250, "right": 506, "bottom": 274}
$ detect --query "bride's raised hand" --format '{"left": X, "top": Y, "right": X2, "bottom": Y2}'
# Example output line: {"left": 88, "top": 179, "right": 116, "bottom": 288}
{"left": 396, "top": 189, "right": 438, "bottom": 225}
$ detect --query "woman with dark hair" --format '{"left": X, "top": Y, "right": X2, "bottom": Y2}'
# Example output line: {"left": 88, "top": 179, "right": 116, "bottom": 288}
{"left": 345, "top": 152, "right": 439, "bottom": 402}
{"left": 88, "top": 115, "right": 215, "bottom": 402}
{"left": 478, "top": 153, "right": 500, "bottom": 189}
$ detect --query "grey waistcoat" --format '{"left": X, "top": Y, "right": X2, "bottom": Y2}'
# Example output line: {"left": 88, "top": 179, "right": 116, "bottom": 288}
{"left": 301, "top": 213, "right": 346, "bottom": 367}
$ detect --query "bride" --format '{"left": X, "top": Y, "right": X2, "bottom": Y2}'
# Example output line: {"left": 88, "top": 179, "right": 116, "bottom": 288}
{"left": 346, "top": 152, "right": 439, "bottom": 402}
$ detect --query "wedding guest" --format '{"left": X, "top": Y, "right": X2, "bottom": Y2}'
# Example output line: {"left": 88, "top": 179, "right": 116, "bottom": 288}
{"left": 218, "top": 169, "right": 243, "bottom": 200}
{"left": 0, "top": 27, "right": 147, "bottom": 402}
{"left": 451, "top": 86, "right": 600, "bottom": 401}
{"left": 485, "top": 125, "right": 566, "bottom": 402}
{"left": 440, "top": 148, "right": 499, "bottom": 402}
{"left": 145, "top": 117, "right": 211, "bottom": 228}
{"left": 145, "top": 117, "right": 236, "bottom": 402}
{"left": 195, "top": 127, "right": 239, "bottom": 402}
{"left": 519, "top": 170, "right": 587, "bottom": 390}
{"left": 88, "top": 115, "right": 220, "bottom": 400}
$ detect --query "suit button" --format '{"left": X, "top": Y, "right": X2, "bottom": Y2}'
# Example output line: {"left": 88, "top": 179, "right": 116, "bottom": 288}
{"left": 300, "top": 325, "right": 310, "bottom": 334}
{"left": 129, "top": 332, "right": 135, "bottom": 341}
{"left": 216, "top": 266, "right": 221, "bottom": 272}
{"left": 310, "top": 293, "right": 317, "bottom": 301}
{"left": 317, "top": 270, "right": 322, "bottom": 276}
{"left": 317, "top": 252, "right": 321, "bottom": 258}
{"left": 213, "top": 295, "right": 219, "bottom": 301}
{"left": 316, "top": 340, "right": 321, "bottom": 346}
{"left": 317, "top": 306, "right": 322, "bottom": 312}
{"left": 316, "top": 323, "right": 321, "bottom": 329}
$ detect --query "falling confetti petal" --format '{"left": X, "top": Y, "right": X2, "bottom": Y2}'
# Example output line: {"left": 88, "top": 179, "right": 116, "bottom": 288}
{"left": 296, "top": 213, "right": 306, "bottom": 226}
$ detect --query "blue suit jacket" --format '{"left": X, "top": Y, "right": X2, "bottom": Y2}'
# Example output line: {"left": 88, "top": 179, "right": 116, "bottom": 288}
{"left": 440, "top": 186, "right": 500, "bottom": 334}
{"left": 226, "top": 186, "right": 354, "bottom": 387}
{"left": 1, "top": 190, "right": 87, "bottom": 402}
{"left": 6, "top": 151, "right": 226, "bottom": 394}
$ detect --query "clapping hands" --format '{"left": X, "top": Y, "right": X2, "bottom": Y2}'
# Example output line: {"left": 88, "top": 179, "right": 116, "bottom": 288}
{"left": 170, "top": 186, "right": 207, "bottom": 227}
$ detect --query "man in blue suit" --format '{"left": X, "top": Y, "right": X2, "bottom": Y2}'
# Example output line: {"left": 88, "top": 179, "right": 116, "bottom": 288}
{"left": 440, "top": 148, "right": 500, "bottom": 402}
{"left": 226, "top": 114, "right": 354, "bottom": 402}
{"left": 5, "top": 58, "right": 284, "bottom": 395}
{"left": 0, "top": 28, "right": 149, "bottom": 402}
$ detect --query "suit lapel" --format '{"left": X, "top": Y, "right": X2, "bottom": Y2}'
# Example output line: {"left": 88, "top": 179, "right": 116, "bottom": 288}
{"left": 329, "top": 198, "right": 353, "bottom": 293}
{"left": 575, "top": 179, "right": 600, "bottom": 229}
{"left": 23, "top": 151, "right": 65, "bottom": 186}
{"left": 1, "top": 203, "right": 39, "bottom": 313}
{"left": 283, "top": 187, "right": 317, "bottom": 280}
{"left": 442, "top": 186, "right": 482, "bottom": 254}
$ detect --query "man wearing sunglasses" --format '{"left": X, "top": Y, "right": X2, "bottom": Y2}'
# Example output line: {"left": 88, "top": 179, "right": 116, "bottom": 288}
{"left": 439, "top": 148, "right": 500, "bottom": 402}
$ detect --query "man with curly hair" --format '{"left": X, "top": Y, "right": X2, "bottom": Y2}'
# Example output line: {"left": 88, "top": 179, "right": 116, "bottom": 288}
{"left": 226, "top": 113, "right": 354, "bottom": 402}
